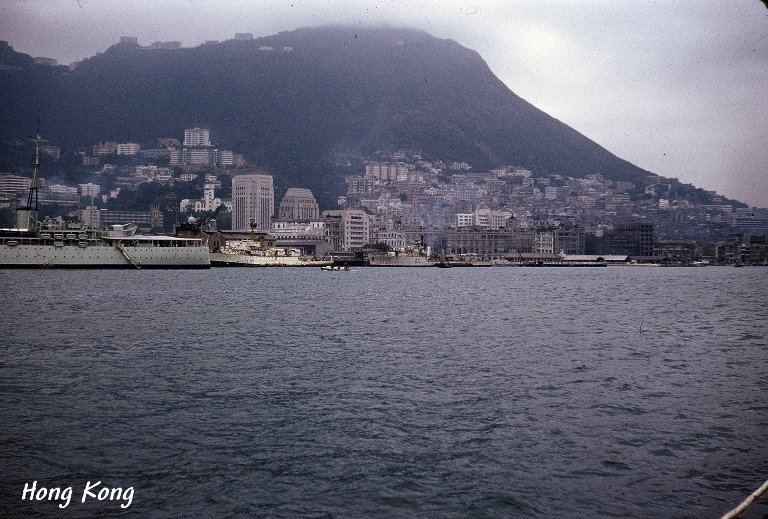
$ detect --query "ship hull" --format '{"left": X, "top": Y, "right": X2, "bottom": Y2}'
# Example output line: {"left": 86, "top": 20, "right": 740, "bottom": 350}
{"left": 367, "top": 255, "right": 436, "bottom": 267}
{"left": 0, "top": 244, "right": 210, "bottom": 269}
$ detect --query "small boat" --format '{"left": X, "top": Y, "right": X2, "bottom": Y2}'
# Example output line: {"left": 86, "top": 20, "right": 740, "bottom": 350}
{"left": 320, "top": 265, "right": 349, "bottom": 271}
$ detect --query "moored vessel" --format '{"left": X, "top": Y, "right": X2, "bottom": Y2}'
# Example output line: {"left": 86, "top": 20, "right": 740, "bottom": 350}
{"left": 209, "top": 239, "right": 332, "bottom": 267}
{"left": 367, "top": 231, "right": 436, "bottom": 267}
{"left": 0, "top": 130, "right": 210, "bottom": 269}
{"left": 0, "top": 222, "right": 211, "bottom": 269}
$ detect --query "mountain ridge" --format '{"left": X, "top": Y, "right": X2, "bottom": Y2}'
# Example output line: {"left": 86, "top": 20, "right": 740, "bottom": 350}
{"left": 0, "top": 26, "right": 729, "bottom": 205}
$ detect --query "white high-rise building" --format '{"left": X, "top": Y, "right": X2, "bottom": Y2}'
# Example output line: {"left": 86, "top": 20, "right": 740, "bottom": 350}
{"left": 232, "top": 174, "right": 274, "bottom": 231}
{"left": 116, "top": 143, "right": 141, "bottom": 155}
{"left": 183, "top": 127, "right": 211, "bottom": 147}
{"left": 322, "top": 209, "right": 370, "bottom": 251}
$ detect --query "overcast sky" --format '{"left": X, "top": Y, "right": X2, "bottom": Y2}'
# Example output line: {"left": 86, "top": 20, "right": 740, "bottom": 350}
{"left": 2, "top": 0, "right": 767, "bottom": 207}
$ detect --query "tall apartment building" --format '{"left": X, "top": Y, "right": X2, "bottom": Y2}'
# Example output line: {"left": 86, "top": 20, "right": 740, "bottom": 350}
{"left": 365, "top": 162, "right": 409, "bottom": 181}
{"left": 116, "top": 143, "right": 141, "bottom": 155}
{"left": 232, "top": 174, "right": 274, "bottom": 231}
{"left": 278, "top": 188, "right": 320, "bottom": 221}
{"left": 606, "top": 222, "right": 655, "bottom": 258}
{"left": 184, "top": 128, "right": 211, "bottom": 147}
{"left": 346, "top": 176, "right": 377, "bottom": 195}
{"left": 322, "top": 209, "right": 370, "bottom": 251}
{"left": 0, "top": 175, "right": 31, "bottom": 199}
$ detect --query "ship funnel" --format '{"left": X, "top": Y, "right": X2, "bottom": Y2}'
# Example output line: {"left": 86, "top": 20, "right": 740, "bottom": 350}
{"left": 16, "top": 209, "right": 32, "bottom": 230}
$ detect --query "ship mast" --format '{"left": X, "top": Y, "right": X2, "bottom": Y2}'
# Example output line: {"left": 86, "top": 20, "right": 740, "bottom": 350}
{"left": 16, "top": 126, "right": 41, "bottom": 230}
{"left": 27, "top": 127, "right": 41, "bottom": 215}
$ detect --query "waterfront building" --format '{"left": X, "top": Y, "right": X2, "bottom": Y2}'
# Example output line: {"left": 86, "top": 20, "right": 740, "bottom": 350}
{"left": 232, "top": 174, "right": 274, "bottom": 231}
{"left": 534, "top": 232, "right": 555, "bottom": 254}
{"left": 278, "top": 188, "right": 320, "bottom": 221}
{"left": 551, "top": 226, "right": 586, "bottom": 255}
{"left": 609, "top": 222, "right": 655, "bottom": 258}
{"left": 322, "top": 209, "right": 370, "bottom": 251}
{"left": 441, "top": 227, "right": 536, "bottom": 259}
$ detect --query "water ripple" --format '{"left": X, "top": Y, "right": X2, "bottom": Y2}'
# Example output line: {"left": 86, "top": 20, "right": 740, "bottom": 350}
{"left": 0, "top": 267, "right": 767, "bottom": 518}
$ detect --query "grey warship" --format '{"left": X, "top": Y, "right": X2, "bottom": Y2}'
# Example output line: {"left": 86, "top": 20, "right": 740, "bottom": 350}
{"left": 0, "top": 130, "right": 210, "bottom": 269}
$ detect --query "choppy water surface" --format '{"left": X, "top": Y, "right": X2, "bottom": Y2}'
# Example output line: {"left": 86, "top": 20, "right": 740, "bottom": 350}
{"left": 1, "top": 267, "right": 767, "bottom": 518}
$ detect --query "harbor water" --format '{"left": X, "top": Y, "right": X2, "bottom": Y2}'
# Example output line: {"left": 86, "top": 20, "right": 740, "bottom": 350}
{"left": 1, "top": 267, "right": 767, "bottom": 518}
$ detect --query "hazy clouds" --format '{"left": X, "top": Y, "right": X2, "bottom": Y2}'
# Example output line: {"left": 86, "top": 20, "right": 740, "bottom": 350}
{"left": 2, "top": 0, "right": 767, "bottom": 206}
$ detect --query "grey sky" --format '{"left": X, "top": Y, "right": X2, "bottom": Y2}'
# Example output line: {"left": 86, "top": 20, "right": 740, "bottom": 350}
{"left": 2, "top": 0, "right": 767, "bottom": 207}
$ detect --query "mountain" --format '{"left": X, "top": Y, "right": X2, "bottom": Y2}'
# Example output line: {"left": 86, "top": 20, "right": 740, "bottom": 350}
{"left": 0, "top": 26, "right": 671, "bottom": 191}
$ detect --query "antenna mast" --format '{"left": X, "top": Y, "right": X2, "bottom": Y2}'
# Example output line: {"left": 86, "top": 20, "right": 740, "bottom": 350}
{"left": 16, "top": 124, "right": 41, "bottom": 230}
{"left": 28, "top": 126, "right": 41, "bottom": 211}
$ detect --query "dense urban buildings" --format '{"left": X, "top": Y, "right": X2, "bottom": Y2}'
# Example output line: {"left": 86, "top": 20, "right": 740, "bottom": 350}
{"left": 1, "top": 121, "right": 765, "bottom": 264}
{"left": 169, "top": 127, "right": 234, "bottom": 167}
